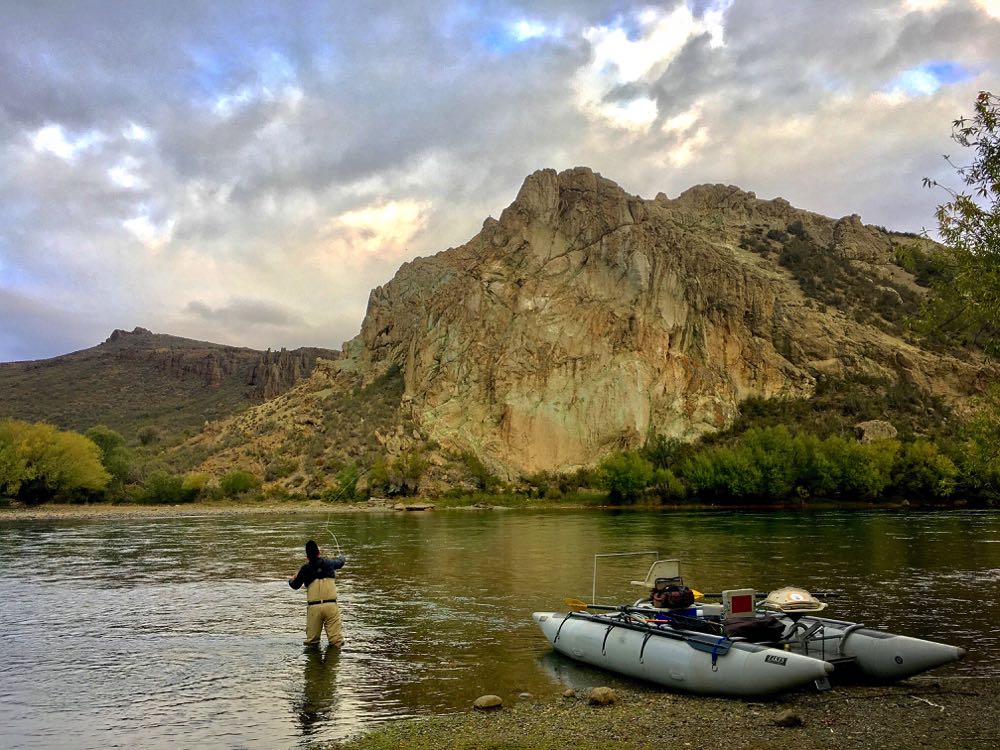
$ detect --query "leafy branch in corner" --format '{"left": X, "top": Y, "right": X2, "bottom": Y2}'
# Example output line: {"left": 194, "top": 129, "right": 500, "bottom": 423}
{"left": 919, "top": 90, "right": 1000, "bottom": 355}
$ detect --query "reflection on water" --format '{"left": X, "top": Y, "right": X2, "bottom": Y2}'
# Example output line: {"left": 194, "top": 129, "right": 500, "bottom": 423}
{"left": 296, "top": 646, "right": 339, "bottom": 737}
{"left": 0, "top": 509, "right": 998, "bottom": 749}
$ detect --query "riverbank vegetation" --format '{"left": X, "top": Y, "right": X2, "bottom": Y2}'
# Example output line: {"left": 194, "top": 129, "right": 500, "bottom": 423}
{"left": 3, "top": 373, "right": 998, "bottom": 508}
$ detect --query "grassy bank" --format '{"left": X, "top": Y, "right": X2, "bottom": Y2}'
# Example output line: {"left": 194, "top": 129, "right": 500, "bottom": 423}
{"left": 327, "top": 678, "right": 998, "bottom": 750}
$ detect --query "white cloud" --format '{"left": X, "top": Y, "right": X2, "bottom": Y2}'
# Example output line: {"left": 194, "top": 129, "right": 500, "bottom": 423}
{"left": 108, "top": 156, "right": 146, "bottom": 189}
{"left": 972, "top": 0, "right": 1000, "bottom": 17}
{"left": 661, "top": 104, "right": 703, "bottom": 134}
{"left": 29, "top": 124, "right": 104, "bottom": 160}
{"left": 511, "top": 19, "right": 550, "bottom": 41}
{"left": 574, "top": 4, "right": 726, "bottom": 131}
{"left": 122, "top": 211, "right": 175, "bottom": 251}
{"left": 123, "top": 123, "right": 152, "bottom": 142}
{"left": 904, "top": 0, "right": 949, "bottom": 12}
{"left": 662, "top": 126, "right": 709, "bottom": 167}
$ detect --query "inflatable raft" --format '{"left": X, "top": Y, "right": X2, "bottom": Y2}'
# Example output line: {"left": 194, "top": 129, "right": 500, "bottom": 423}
{"left": 533, "top": 558, "right": 966, "bottom": 696}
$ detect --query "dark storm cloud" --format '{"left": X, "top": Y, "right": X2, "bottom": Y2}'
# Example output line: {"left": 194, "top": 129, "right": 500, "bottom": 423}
{"left": 184, "top": 298, "right": 303, "bottom": 328}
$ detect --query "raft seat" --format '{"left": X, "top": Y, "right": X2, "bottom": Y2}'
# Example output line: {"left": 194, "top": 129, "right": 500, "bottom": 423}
{"left": 630, "top": 559, "right": 683, "bottom": 588}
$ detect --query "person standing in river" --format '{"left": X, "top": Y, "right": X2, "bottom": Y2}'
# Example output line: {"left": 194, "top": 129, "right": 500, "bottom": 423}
{"left": 288, "top": 540, "right": 346, "bottom": 648}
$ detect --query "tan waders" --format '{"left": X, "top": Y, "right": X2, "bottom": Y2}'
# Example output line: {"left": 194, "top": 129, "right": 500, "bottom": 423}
{"left": 304, "top": 577, "right": 343, "bottom": 647}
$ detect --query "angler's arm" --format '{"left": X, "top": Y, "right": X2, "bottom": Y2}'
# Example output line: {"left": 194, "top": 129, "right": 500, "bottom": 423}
{"left": 288, "top": 564, "right": 308, "bottom": 589}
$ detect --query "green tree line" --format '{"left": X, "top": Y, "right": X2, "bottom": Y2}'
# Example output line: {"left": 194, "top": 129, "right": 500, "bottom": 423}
{"left": 596, "top": 388, "right": 1000, "bottom": 505}
{"left": 1, "top": 418, "right": 262, "bottom": 505}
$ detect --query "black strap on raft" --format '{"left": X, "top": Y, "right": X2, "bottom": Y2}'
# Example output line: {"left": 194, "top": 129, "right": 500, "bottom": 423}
{"left": 602, "top": 623, "right": 616, "bottom": 655}
{"left": 553, "top": 613, "right": 573, "bottom": 643}
{"left": 639, "top": 631, "right": 654, "bottom": 663}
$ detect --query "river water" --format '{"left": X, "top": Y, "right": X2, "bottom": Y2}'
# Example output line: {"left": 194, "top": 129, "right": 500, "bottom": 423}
{"left": 1, "top": 508, "right": 997, "bottom": 749}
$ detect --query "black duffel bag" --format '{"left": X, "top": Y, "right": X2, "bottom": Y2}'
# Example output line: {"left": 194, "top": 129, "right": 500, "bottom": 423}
{"left": 723, "top": 615, "right": 786, "bottom": 642}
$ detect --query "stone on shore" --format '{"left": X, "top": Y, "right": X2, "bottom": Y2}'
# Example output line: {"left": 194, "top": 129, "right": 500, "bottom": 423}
{"left": 775, "top": 709, "right": 803, "bottom": 727}
{"left": 473, "top": 695, "right": 503, "bottom": 711}
{"left": 588, "top": 687, "right": 617, "bottom": 706}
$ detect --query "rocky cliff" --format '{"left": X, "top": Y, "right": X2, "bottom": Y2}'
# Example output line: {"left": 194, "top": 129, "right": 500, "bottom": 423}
{"left": 179, "top": 167, "right": 995, "bottom": 486}
{"left": 334, "top": 167, "right": 990, "bottom": 475}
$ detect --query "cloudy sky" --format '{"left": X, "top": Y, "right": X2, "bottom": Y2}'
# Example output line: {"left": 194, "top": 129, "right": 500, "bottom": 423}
{"left": 2, "top": 0, "right": 998, "bottom": 362}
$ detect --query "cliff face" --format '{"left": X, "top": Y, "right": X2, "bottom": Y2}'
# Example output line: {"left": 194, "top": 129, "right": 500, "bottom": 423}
{"left": 245, "top": 347, "right": 339, "bottom": 400}
{"left": 332, "top": 167, "right": 991, "bottom": 476}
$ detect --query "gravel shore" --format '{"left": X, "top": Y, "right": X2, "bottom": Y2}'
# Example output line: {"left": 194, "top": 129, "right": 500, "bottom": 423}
{"left": 328, "top": 677, "right": 999, "bottom": 750}
{"left": 0, "top": 500, "right": 388, "bottom": 522}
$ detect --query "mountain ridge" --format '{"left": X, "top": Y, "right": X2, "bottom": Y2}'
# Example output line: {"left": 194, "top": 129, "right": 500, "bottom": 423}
{"left": 0, "top": 326, "right": 338, "bottom": 440}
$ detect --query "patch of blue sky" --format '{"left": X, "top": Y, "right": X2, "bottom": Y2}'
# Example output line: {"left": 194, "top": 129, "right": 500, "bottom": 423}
{"left": 889, "top": 61, "right": 971, "bottom": 96}
{"left": 187, "top": 45, "right": 299, "bottom": 113}
{"left": 186, "top": 46, "right": 244, "bottom": 98}
{"left": 617, "top": 12, "right": 645, "bottom": 42}
{"left": 0, "top": 255, "right": 43, "bottom": 296}
{"left": 921, "top": 61, "right": 970, "bottom": 85}
{"left": 479, "top": 17, "right": 559, "bottom": 54}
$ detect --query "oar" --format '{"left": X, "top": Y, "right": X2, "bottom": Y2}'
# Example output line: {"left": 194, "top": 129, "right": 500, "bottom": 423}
{"left": 564, "top": 598, "right": 621, "bottom": 612}
{"left": 697, "top": 591, "right": 840, "bottom": 599}
{"left": 563, "top": 598, "right": 703, "bottom": 614}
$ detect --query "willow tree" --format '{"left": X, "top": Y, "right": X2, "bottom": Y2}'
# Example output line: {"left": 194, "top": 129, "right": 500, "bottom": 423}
{"left": 921, "top": 90, "right": 1000, "bottom": 354}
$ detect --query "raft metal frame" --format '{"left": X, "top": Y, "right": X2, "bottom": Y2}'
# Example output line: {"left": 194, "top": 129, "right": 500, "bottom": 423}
{"left": 592, "top": 551, "right": 658, "bottom": 602}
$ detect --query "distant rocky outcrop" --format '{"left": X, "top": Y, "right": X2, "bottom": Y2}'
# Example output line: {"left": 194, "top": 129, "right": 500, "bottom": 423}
{"left": 0, "top": 328, "right": 338, "bottom": 438}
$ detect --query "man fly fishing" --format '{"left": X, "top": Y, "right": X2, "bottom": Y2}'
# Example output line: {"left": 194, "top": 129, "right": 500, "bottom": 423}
{"left": 289, "top": 540, "right": 346, "bottom": 648}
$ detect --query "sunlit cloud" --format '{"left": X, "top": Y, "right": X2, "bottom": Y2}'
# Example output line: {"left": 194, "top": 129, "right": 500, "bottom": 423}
{"left": 108, "top": 157, "right": 146, "bottom": 190}
{"left": 973, "top": 0, "right": 1000, "bottom": 18}
{"left": 662, "top": 104, "right": 703, "bottom": 134}
{"left": 904, "top": 0, "right": 949, "bottom": 12}
{"left": 322, "top": 199, "right": 431, "bottom": 264}
{"left": 511, "top": 18, "right": 550, "bottom": 41}
{"left": 123, "top": 210, "right": 175, "bottom": 251}
{"left": 663, "top": 127, "right": 710, "bottom": 167}
{"left": 29, "top": 124, "right": 104, "bottom": 160}
{"left": 123, "top": 123, "right": 152, "bottom": 142}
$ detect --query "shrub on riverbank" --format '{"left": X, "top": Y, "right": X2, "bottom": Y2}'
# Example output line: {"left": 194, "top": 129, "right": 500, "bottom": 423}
{"left": 0, "top": 418, "right": 110, "bottom": 503}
